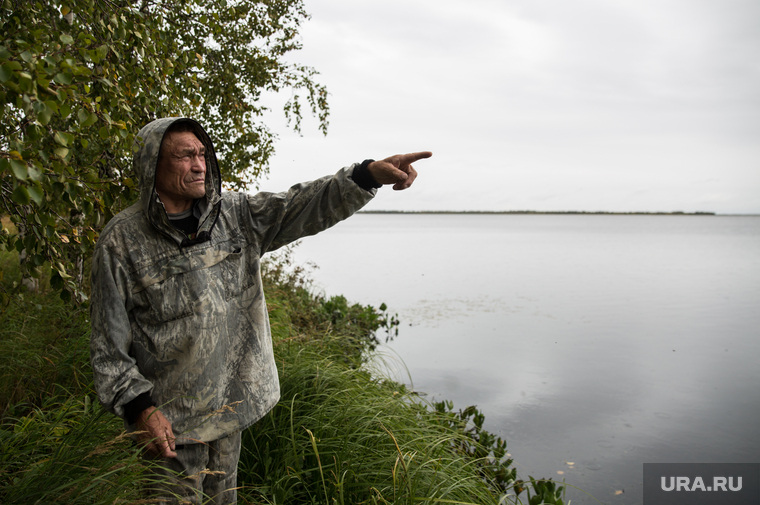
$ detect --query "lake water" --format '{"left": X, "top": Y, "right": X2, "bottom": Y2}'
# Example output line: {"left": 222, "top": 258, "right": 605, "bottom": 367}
{"left": 281, "top": 213, "right": 760, "bottom": 504}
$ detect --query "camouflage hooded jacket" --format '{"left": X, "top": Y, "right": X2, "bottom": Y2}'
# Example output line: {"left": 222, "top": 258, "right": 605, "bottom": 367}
{"left": 90, "top": 118, "right": 376, "bottom": 443}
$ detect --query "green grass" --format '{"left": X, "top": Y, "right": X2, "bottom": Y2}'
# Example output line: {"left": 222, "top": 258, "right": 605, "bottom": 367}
{"left": 241, "top": 342, "right": 513, "bottom": 504}
{"left": 0, "top": 247, "right": 565, "bottom": 504}
{"left": 0, "top": 288, "right": 90, "bottom": 419}
{"left": 0, "top": 284, "right": 159, "bottom": 504}
{"left": 1, "top": 395, "right": 156, "bottom": 504}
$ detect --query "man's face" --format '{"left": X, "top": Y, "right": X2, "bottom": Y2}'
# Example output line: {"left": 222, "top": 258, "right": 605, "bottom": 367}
{"left": 155, "top": 130, "right": 207, "bottom": 213}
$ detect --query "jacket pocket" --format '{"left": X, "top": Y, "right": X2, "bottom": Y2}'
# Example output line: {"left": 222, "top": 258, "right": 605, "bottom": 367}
{"left": 131, "top": 240, "right": 247, "bottom": 324}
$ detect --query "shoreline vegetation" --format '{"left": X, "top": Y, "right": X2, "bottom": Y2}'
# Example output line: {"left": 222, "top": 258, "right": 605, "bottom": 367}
{"left": 360, "top": 210, "right": 718, "bottom": 215}
{"left": 0, "top": 246, "right": 567, "bottom": 505}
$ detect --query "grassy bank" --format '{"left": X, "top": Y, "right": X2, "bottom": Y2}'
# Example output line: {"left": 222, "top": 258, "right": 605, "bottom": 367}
{"left": 0, "top": 248, "right": 565, "bottom": 504}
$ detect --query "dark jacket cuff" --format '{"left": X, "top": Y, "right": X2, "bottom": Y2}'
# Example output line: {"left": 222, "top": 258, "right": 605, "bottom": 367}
{"left": 351, "top": 159, "right": 381, "bottom": 190}
{"left": 124, "top": 392, "right": 156, "bottom": 425}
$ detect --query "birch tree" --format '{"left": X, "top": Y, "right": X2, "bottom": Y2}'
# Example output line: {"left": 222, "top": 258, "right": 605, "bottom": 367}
{"left": 0, "top": 0, "right": 328, "bottom": 301}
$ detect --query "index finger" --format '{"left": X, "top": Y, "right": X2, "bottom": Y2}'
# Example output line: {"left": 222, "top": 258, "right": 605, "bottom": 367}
{"left": 400, "top": 151, "right": 433, "bottom": 164}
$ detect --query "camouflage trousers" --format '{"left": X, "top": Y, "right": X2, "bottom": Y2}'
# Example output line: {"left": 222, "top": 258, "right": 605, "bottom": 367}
{"left": 145, "top": 430, "right": 242, "bottom": 505}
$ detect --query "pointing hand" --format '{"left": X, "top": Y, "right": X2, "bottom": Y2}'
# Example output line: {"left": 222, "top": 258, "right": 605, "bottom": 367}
{"left": 367, "top": 151, "right": 432, "bottom": 190}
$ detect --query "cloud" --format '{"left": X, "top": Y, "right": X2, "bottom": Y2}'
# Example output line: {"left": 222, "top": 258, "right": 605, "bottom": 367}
{"left": 256, "top": 0, "right": 760, "bottom": 214}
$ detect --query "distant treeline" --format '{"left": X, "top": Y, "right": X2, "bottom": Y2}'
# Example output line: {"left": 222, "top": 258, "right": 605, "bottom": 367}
{"left": 360, "top": 210, "right": 717, "bottom": 216}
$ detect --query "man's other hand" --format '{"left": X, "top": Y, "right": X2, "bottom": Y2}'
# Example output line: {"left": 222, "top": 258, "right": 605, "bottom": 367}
{"left": 136, "top": 406, "right": 177, "bottom": 458}
{"left": 368, "top": 151, "right": 432, "bottom": 190}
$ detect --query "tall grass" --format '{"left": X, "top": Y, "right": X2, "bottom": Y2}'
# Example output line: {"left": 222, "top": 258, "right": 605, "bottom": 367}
{"left": 0, "top": 246, "right": 565, "bottom": 504}
{"left": 1, "top": 395, "right": 157, "bottom": 504}
{"left": 0, "top": 275, "right": 159, "bottom": 504}
{"left": 0, "top": 288, "right": 90, "bottom": 418}
{"left": 240, "top": 340, "right": 513, "bottom": 504}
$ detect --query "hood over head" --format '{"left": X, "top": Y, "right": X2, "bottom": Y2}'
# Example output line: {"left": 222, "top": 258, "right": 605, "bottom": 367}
{"left": 133, "top": 118, "right": 222, "bottom": 244}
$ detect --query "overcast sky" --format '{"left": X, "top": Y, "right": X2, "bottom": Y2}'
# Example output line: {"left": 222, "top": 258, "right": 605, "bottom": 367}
{"left": 256, "top": 0, "right": 760, "bottom": 214}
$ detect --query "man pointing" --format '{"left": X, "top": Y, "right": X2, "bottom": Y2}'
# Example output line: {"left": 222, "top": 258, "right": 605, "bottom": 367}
{"left": 89, "top": 117, "right": 431, "bottom": 504}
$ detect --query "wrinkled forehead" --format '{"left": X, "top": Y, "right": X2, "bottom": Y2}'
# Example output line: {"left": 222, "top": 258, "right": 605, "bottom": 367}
{"left": 160, "top": 130, "right": 205, "bottom": 157}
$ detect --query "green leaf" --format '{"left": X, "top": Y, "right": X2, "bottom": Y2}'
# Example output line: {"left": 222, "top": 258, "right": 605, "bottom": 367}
{"left": 59, "top": 34, "right": 74, "bottom": 45}
{"left": 9, "top": 159, "right": 28, "bottom": 180}
{"left": 97, "top": 44, "right": 109, "bottom": 61}
{"left": 36, "top": 75, "right": 51, "bottom": 89}
{"left": 54, "top": 147, "right": 70, "bottom": 159}
{"left": 12, "top": 185, "right": 30, "bottom": 205}
{"left": 27, "top": 184, "right": 44, "bottom": 205}
{"left": 59, "top": 102, "right": 71, "bottom": 118}
{"left": 83, "top": 111, "right": 98, "bottom": 127}
{"left": 44, "top": 100, "right": 59, "bottom": 114}
{"left": 32, "top": 253, "right": 45, "bottom": 267}
{"left": 25, "top": 123, "right": 44, "bottom": 142}
{"left": 55, "top": 262, "right": 72, "bottom": 279}
{"left": 27, "top": 162, "right": 42, "bottom": 181}
{"left": 0, "top": 63, "right": 14, "bottom": 82}
{"left": 54, "top": 131, "right": 75, "bottom": 146}
{"left": 54, "top": 72, "right": 73, "bottom": 85}
{"left": 17, "top": 71, "right": 33, "bottom": 91}
{"left": 36, "top": 101, "right": 55, "bottom": 125}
